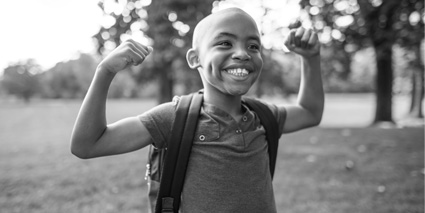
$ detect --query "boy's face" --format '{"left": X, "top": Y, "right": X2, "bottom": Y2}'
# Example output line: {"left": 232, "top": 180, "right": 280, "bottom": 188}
{"left": 191, "top": 9, "right": 263, "bottom": 97}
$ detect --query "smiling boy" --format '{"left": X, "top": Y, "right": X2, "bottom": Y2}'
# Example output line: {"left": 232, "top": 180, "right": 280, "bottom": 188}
{"left": 71, "top": 7, "right": 323, "bottom": 213}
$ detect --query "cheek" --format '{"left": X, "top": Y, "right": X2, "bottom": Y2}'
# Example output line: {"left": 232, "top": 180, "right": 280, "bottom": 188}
{"left": 255, "top": 55, "right": 264, "bottom": 71}
{"left": 204, "top": 53, "right": 226, "bottom": 75}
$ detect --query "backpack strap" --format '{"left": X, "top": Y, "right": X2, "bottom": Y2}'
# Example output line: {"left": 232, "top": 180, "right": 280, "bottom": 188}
{"left": 243, "top": 97, "right": 280, "bottom": 179}
{"left": 155, "top": 91, "right": 203, "bottom": 213}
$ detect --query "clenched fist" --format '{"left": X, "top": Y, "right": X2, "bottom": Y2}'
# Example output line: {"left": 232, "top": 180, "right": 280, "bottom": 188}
{"left": 98, "top": 39, "right": 153, "bottom": 74}
{"left": 284, "top": 27, "right": 320, "bottom": 58}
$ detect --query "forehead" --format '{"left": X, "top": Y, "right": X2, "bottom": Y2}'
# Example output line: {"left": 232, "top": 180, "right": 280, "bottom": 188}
{"left": 213, "top": 13, "right": 259, "bottom": 36}
{"left": 194, "top": 9, "right": 261, "bottom": 47}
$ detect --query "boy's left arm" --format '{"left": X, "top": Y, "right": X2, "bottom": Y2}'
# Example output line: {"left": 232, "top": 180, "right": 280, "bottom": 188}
{"left": 281, "top": 27, "right": 324, "bottom": 133}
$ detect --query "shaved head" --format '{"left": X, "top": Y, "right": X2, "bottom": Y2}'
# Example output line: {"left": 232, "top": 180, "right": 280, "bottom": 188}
{"left": 192, "top": 8, "right": 260, "bottom": 50}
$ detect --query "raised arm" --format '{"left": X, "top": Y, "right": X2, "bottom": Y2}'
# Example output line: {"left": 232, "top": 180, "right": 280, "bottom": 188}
{"left": 70, "top": 39, "right": 153, "bottom": 159}
{"left": 281, "top": 27, "right": 324, "bottom": 133}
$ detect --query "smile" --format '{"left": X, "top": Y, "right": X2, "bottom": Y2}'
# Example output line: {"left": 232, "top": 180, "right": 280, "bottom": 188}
{"left": 225, "top": 68, "right": 249, "bottom": 77}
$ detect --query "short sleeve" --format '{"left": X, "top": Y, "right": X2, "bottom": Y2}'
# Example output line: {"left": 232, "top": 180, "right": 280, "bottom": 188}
{"left": 259, "top": 100, "right": 287, "bottom": 136}
{"left": 138, "top": 101, "right": 177, "bottom": 149}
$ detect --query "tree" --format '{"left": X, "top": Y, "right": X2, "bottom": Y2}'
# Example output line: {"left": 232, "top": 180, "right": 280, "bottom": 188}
{"left": 407, "top": 43, "right": 424, "bottom": 118}
{"left": 94, "top": 0, "right": 215, "bottom": 103}
{"left": 395, "top": 7, "right": 424, "bottom": 118}
{"left": 40, "top": 53, "right": 99, "bottom": 99}
{"left": 299, "top": 0, "right": 424, "bottom": 123}
{"left": 1, "top": 59, "right": 42, "bottom": 102}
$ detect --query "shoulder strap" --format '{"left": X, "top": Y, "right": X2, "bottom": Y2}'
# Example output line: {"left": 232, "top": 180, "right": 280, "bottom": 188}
{"left": 155, "top": 91, "right": 203, "bottom": 213}
{"left": 243, "top": 97, "right": 280, "bottom": 179}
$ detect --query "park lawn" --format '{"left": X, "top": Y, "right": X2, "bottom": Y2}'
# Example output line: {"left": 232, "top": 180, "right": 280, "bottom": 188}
{"left": 275, "top": 127, "right": 423, "bottom": 213}
{"left": 0, "top": 99, "right": 423, "bottom": 213}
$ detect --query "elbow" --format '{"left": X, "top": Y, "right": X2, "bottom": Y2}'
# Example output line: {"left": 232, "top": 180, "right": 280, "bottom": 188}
{"left": 311, "top": 103, "right": 324, "bottom": 127}
{"left": 312, "top": 116, "right": 322, "bottom": 127}
{"left": 312, "top": 111, "right": 323, "bottom": 127}
{"left": 70, "top": 139, "right": 93, "bottom": 160}
{"left": 308, "top": 110, "right": 323, "bottom": 128}
{"left": 71, "top": 149, "right": 90, "bottom": 159}
{"left": 314, "top": 111, "right": 323, "bottom": 125}
{"left": 305, "top": 117, "right": 321, "bottom": 129}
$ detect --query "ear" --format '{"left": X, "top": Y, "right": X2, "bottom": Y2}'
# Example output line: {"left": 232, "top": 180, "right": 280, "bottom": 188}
{"left": 186, "top": 48, "right": 201, "bottom": 69}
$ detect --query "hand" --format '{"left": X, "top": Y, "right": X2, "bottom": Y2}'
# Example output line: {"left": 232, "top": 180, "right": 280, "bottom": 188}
{"left": 98, "top": 39, "right": 153, "bottom": 74}
{"left": 284, "top": 27, "right": 320, "bottom": 58}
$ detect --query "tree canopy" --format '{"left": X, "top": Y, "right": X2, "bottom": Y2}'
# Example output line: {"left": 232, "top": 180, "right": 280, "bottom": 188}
{"left": 93, "top": 0, "right": 215, "bottom": 103}
{"left": 1, "top": 60, "right": 42, "bottom": 102}
{"left": 299, "top": 0, "right": 424, "bottom": 122}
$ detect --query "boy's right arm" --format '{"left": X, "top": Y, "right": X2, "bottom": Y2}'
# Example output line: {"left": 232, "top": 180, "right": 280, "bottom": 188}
{"left": 70, "top": 39, "right": 153, "bottom": 159}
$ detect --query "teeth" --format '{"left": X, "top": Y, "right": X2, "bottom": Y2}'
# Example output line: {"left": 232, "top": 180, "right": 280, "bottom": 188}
{"left": 226, "top": 68, "right": 249, "bottom": 77}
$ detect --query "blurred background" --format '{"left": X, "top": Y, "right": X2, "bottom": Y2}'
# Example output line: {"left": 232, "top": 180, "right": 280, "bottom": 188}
{"left": 0, "top": 0, "right": 423, "bottom": 212}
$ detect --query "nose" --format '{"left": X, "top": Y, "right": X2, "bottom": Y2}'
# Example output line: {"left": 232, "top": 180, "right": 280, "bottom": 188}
{"left": 232, "top": 46, "right": 251, "bottom": 61}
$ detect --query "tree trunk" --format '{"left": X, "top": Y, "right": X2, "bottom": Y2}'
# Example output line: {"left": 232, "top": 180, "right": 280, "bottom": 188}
{"left": 338, "top": 48, "right": 352, "bottom": 80}
{"left": 409, "top": 69, "right": 424, "bottom": 118}
{"left": 409, "top": 45, "right": 424, "bottom": 118}
{"left": 373, "top": 43, "right": 394, "bottom": 123}
{"left": 357, "top": 0, "right": 400, "bottom": 125}
{"left": 157, "top": 67, "right": 174, "bottom": 104}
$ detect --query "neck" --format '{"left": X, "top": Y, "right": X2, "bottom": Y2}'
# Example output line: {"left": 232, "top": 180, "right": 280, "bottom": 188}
{"left": 203, "top": 89, "right": 244, "bottom": 120}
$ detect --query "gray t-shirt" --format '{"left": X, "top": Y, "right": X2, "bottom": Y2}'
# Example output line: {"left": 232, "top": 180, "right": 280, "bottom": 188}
{"left": 139, "top": 98, "right": 286, "bottom": 213}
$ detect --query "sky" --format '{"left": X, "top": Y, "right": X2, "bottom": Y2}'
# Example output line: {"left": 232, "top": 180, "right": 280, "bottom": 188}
{"left": 0, "top": 0, "right": 102, "bottom": 70}
{"left": 0, "top": 0, "right": 301, "bottom": 71}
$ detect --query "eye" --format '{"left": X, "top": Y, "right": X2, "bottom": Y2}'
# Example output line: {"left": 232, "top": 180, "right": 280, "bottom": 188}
{"left": 248, "top": 44, "right": 261, "bottom": 51}
{"left": 217, "top": 41, "right": 232, "bottom": 47}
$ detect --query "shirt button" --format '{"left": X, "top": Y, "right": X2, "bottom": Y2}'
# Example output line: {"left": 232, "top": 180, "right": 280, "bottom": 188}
{"left": 199, "top": 135, "right": 206, "bottom": 141}
{"left": 242, "top": 116, "right": 248, "bottom": 122}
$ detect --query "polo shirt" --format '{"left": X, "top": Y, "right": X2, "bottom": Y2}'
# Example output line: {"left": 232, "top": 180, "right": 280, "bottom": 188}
{"left": 139, "top": 98, "right": 286, "bottom": 213}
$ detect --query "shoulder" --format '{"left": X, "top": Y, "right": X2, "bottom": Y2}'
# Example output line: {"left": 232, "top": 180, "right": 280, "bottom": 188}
{"left": 261, "top": 100, "right": 287, "bottom": 122}
{"left": 244, "top": 98, "right": 287, "bottom": 135}
{"left": 138, "top": 99, "right": 179, "bottom": 148}
{"left": 140, "top": 96, "right": 182, "bottom": 117}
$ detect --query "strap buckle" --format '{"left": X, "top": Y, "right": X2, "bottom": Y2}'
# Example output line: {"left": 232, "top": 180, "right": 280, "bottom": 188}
{"left": 161, "top": 197, "right": 174, "bottom": 213}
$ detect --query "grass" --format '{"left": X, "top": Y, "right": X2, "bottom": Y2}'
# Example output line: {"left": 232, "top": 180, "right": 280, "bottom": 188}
{"left": 0, "top": 96, "right": 423, "bottom": 213}
{"left": 275, "top": 128, "right": 423, "bottom": 213}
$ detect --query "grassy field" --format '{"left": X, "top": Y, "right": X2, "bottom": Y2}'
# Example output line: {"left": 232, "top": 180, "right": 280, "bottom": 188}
{"left": 0, "top": 95, "right": 423, "bottom": 213}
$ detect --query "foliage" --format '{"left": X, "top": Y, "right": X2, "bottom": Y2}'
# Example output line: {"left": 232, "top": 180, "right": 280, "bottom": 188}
{"left": 254, "top": 51, "right": 302, "bottom": 97}
{"left": 299, "top": 0, "right": 424, "bottom": 121}
{"left": 1, "top": 59, "right": 42, "bottom": 102}
{"left": 299, "top": 0, "right": 423, "bottom": 52}
{"left": 2, "top": 1, "right": 422, "bottom": 100}
{"left": 37, "top": 53, "right": 142, "bottom": 99}
{"left": 0, "top": 53, "right": 143, "bottom": 100}
{"left": 39, "top": 54, "right": 99, "bottom": 99}
{"left": 93, "top": 0, "right": 215, "bottom": 103}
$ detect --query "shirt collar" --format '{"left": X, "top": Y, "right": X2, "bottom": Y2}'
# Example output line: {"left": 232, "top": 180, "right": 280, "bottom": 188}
{"left": 202, "top": 102, "right": 253, "bottom": 122}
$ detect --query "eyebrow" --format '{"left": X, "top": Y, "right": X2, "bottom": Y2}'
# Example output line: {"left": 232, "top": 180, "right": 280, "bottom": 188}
{"left": 214, "top": 32, "right": 261, "bottom": 44}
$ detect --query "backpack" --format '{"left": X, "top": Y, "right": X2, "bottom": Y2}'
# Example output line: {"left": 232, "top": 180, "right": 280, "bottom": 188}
{"left": 145, "top": 91, "right": 281, "bottom": 213}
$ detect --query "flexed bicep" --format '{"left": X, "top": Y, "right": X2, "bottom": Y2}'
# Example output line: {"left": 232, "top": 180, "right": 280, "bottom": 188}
{"left": 281, "top": 105, "right": 321, "bottom": 133}
{"left": 87, "top": 116, "right": 153, "bottom": 158}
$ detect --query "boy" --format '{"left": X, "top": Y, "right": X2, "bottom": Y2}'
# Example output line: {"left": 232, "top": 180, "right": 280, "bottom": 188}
{"left": 71, "top": 7, "right": 323, "bottom": 213}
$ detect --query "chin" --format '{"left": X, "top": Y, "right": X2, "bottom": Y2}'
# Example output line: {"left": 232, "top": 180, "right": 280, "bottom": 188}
{"left": 224, "top": 87, "right": 251, "bottom": 96}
